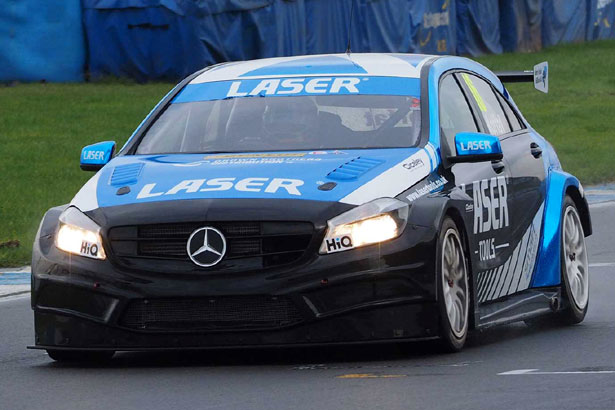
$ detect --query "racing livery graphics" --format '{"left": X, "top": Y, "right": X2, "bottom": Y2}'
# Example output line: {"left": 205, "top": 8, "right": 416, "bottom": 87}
{"left": 30, "top": 53, "right": 592, "bottom": 360}
{"left": 471, "top": 176, "right": 509, "bottom": 234}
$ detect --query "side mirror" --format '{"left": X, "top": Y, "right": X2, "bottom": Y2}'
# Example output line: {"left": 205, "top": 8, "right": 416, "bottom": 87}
{"left": 80, "top": 141, "right": 116, "bottom": 171}
{"left": 448, "top": 132, "right": 503, "bottom": 163}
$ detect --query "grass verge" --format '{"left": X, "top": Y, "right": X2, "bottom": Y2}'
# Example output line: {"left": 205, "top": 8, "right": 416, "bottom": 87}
{"left": 0, "top": 81, "right": 172, "bottom": 266}
{"left": 1, "top": 40, "right": 614, "bottom": 267}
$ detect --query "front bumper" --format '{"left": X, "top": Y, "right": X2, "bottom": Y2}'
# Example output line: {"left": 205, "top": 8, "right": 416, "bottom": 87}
{"left": 32, "top": 304, "right": 439, "bottom": 351}
{"left": 31, "top": 200, "right": 440, "bottom": 350}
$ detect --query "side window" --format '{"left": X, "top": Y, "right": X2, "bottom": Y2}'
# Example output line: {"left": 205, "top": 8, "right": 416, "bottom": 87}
{"left": 496, "top": 93, "right": 523, "bottom": 131}
{"left": 460, "top": 73, "right": 511, "bottom": 136}
{"left": 439, "top": 75, "right": 478, "bottom": 154}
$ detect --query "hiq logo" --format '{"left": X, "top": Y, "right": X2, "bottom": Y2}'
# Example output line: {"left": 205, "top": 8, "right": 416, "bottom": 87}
{"left": 227, "top": 77, "right": 362, "bottom": 98}
{"left": 80, "top": 241, "right": 99, "bottom": 257}
{"left": 325, "top": 236, "right": 353, "bottom": 253}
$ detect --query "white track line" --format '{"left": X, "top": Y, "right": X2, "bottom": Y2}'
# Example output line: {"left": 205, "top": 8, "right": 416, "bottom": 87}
{"left": 499, "top": 369, "right": 615, "bottom": 376}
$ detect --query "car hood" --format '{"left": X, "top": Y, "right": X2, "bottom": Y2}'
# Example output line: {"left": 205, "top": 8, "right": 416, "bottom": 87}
{"left": 71, "top": 148, "right": 436, "bottom": 211}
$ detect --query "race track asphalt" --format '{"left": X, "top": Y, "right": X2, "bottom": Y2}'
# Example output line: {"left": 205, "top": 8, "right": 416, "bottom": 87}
{"left": 1, "top": 202, "right": 613, "bottom": 410}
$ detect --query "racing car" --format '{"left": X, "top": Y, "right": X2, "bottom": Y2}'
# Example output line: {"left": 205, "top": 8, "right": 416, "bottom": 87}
{"left": 30, "top": 53, "right": 591, "bottom": 361}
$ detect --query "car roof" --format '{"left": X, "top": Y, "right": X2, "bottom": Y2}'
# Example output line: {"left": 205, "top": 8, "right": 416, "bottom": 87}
{"left": 190, "top": 53, "right": 439, "bottom": 84}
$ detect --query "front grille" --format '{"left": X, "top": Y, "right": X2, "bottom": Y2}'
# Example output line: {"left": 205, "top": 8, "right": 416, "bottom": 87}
{"left": 108, "top": 221, "right": 314, "bottom": 269}
{"left": 120, "top": 296, "right": 304, "bottom": 331}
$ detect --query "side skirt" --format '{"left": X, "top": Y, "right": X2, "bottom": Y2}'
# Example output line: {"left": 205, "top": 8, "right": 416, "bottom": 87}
{"left": 476, "top": 287, "right": 560, "bottom": 329}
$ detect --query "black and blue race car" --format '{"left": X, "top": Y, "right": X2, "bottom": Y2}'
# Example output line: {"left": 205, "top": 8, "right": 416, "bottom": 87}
{"left": 30, "top": 53, "right": 591, "bottom": 361}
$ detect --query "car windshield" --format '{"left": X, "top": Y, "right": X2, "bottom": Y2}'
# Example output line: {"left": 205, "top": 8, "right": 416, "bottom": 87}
{"left": 135, "top": 94, "right": 421, "bottom": 154}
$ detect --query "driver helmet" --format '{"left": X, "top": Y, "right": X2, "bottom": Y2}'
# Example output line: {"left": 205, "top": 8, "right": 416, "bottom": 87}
{"left": 262, "top": 97, "right": 318, "bottom": 143}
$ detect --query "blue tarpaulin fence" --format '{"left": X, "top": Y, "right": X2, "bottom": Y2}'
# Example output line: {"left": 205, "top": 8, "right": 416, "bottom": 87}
{"left": 0, "top": 0, "right": 85, "bottom": 82}
{"left": 1, "top": 0, "right": 614, "bottom": 82}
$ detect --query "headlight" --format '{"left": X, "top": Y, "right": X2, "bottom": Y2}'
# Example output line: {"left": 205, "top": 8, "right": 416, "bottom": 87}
{"left": 319, "top": 198, "right": 409, "bottom": 254}
{"left": 55, "top": 207, "right": 106, "bottom": 260}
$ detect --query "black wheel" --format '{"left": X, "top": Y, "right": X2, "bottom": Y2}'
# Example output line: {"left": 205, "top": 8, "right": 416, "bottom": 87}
{"left": 436, "top": 217, "right": 470, "bottom": 352}
{"left": 559, "top": 195, "right": 589, "bottom": 324}
{"left": 46, "top": 349, "right": 115, "bottom": 363}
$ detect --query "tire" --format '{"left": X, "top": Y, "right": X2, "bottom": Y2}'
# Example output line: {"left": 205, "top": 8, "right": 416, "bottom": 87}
{"left": 559, "top": 195, "right": 589, "bottom": 324}
{"left": 46, "top": 349, "right": 115, "bottom": 363}
{"left": 436, "top": 217, "right": 470, "bottom": 352}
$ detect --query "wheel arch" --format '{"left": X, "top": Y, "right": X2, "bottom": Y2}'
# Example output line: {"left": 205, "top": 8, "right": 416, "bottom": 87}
{"left": 408, "top": 193, "right": 477, "bottom": 329}
{"left": 565, "top": 185, "right": 592, "bottom": 237}
{"left": 532, "top": 170, "right": 591, "bottom": 288}
{"left": 443, "top": 205, "right": 477, "bottom": 330}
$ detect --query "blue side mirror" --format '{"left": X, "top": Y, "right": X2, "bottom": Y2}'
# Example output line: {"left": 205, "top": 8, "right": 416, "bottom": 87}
{"left": 449, "top": 132, "right": 503, "bottom": 163}
{"left": 80, "top": 141, "right": 116, "bottom": 171}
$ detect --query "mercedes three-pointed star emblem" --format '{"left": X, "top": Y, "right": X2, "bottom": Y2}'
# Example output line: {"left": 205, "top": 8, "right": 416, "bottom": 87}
{"left": 186, "top": 227, "right": 227, "bottom": 267}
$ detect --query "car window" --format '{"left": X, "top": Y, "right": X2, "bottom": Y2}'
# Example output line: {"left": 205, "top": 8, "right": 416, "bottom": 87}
{"left": 496, "top": 92, "right": 523, "bottom": 131}
{"left": 439, "top": 75, "right": 478, "bottom": 154}
{"left": 460, "top": 73, "right": 512, "bottom": 136}
{"left": 135, "top": 94, "right": 422, "bottom": 154}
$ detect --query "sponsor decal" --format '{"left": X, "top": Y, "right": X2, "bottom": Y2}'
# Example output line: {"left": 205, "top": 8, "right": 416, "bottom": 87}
{"left": 204, "top": 153, "right": 306, "bottom": 159}
{"left": 465, "top": 203, "right": 474, "bottom": 213}
{"left": 478, "top": 238, "right": 496, "bottom": 261}
{"left": 82, "top": 150, "right": 106, "bottom": 161}
{"left": 472, "top": 176, "right": 509, "bottom": 234}
{"left": 80, "top": 241, "right": 100, "bottom": 258}
{"left": 423, "top": 10, "right": 450, "bottom": 29}
{"left": 172, "top": 155, "right": 326, "bottom": 167}
{"left": 209, "top": 157, "right": 322, "bottom": 166}
{"left": 136, "top": 177, "right": 304, "bottom": 199}
{"left": 402, "top": 158, "right": 425, "bottom": 171}
{"left": 533, "top": 62, "right": 548, "bottom": 94}
{"left": 406, "top": 176, "right": 447, "bottom": 202}
{"left": 534, "top": 66, "right": 547, "bottom": 88}
{"left": 459, "top": 140, "right": 492, "bottom": 152}
{"left": 324, "top": 235, "right": 354, "bottom": 253}
{"left": 175, "top": 77, "right": 421, "bottom": 103}
{"left": 226, "top": 77, "right": 362, "bottom": 98}
{"left": 309, "top": 151, "right": 328, "bottom": 155}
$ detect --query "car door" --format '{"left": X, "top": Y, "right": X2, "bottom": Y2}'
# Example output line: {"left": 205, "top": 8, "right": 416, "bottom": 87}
{"left": 458, "top": 72, "right": 546, "bottom": 303}
{"left": 438, "top": 73, "right": 514, "bottom": 305}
